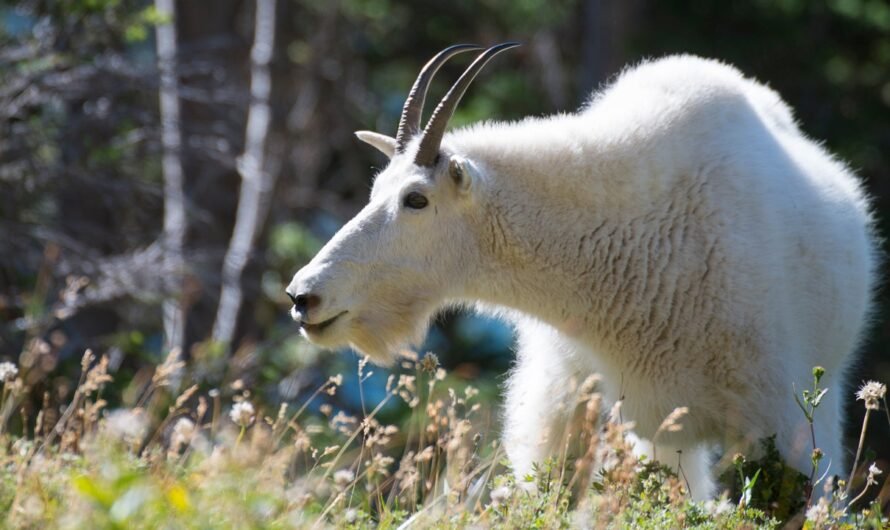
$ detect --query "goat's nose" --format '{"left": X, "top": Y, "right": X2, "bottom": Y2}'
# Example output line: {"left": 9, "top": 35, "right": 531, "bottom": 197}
{"left": 287, "top": 291, "right": 321, "bottom": 316}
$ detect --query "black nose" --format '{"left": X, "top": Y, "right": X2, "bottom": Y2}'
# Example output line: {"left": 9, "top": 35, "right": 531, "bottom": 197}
{"left": 287, "top": 291, "right": 321, "bottom": 315}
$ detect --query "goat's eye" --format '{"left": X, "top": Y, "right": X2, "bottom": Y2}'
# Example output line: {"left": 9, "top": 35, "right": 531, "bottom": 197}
{"left": 403, "top": 191, "right": 429, "bottom": 210}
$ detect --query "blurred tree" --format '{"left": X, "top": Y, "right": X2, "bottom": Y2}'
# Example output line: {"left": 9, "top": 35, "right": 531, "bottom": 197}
{"left": 153, "top": 0, "right": 187, "bottom": 354}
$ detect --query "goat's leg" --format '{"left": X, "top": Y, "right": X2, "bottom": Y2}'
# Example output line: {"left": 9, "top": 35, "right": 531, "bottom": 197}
{"left": 503, "top": 323, "right": 589, "bottom": 488}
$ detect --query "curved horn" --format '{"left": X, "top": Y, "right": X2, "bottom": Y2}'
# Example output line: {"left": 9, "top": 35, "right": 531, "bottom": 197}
{"left": 415, "top": 42, "right": 520, "bottom": 167}
{"left": 395, "top": 44, "right": 483, "bottom": 154}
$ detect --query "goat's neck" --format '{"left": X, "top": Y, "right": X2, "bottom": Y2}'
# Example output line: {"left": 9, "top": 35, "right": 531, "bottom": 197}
{"left": 461, "top": 143, "right": 653, "bottom": 341}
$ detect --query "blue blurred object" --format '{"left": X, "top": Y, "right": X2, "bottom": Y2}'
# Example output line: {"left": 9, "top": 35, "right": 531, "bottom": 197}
{"left": 454, "top": 313, "right": 514, "bottom": 357}
{"left": 1, "top": 8, "right": 34, "bottom": 38}
{"left": 311, "top": 212, "right": 346, "bottom": 241}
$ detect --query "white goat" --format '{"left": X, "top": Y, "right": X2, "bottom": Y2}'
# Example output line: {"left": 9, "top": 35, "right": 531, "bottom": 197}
{"left": 287, "top": 44, "right": 877, "bottom": 499}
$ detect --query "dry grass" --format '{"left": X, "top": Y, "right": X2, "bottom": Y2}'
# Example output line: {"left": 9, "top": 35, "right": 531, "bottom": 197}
{"left": 0, "top": 349, "right": 886, "bottom": 529}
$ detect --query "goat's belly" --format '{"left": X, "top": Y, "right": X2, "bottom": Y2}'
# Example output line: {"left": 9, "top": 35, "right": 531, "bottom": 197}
{"left": 564, "top": 323, "right": 771, "bottom": 443}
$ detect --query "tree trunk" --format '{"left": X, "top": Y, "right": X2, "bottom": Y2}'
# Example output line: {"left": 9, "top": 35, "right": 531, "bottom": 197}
{"left": 155, "top": 0, "right": 186, "bottom": 354}
{"left": 212, "top": 0, "right": 278, "bottom": 347}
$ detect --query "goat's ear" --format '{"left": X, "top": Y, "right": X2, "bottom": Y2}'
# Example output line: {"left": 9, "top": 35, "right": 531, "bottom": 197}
{"left": 448, "top": 156, "right": 475, "bottom": 194}
{"left": 355, "top": 131, "right": 396, "bottom": 158}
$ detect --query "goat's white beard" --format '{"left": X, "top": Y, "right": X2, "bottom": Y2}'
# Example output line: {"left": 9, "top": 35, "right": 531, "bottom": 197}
{"left": 346, "top": 311, "right": 433, "bottom": 365}
{"left": 305, "top": 294, "right": 437, "bottom": 365}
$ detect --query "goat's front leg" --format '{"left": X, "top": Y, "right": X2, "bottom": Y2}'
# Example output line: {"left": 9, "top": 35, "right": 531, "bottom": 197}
{"left": 502, "top": 322, "right": 588, "bottom": 487}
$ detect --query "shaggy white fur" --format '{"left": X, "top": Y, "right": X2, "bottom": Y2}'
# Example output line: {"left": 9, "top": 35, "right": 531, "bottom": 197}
{"left": 288, "top": 54, "right": 877, "bottom": 499}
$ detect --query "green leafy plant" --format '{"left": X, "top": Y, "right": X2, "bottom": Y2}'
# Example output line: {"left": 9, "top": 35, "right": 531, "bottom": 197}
{"left": 793, "top": 365, "right": 829, "bottom": 506}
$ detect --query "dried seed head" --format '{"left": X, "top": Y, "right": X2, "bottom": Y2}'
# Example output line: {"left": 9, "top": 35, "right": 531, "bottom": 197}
{"left": 196, "top": 396, "right": 208, "bottom": 421}
{"left": 415, "top": 446, "right": 434, "bottom": 462}
{"left": 420, "top": 352, "right": 439, "bottom": 373}
{"left": 82, "top": 355, "right": 113, "bottom": 395}
{"left": 579, "top": 374, "right": 601, "bottom": 394}
{"left": 175, "top": 385, "right": 199, "bottom": 409}
{"left": 655, "top": 406, "right": 689, "bottom": 438}
{"left": 81, "top": 349, "right": 94, "bottom": 372}
{"left": 856, "top": 381, "right": 886, "bottom": 411}
{"left": 153, "top": 348, "right": 185, "bottom": 387}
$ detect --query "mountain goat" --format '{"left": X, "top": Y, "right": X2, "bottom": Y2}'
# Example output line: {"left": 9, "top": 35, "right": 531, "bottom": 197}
{"left": 286, "top": 44, "right": 877, "bottom": 499}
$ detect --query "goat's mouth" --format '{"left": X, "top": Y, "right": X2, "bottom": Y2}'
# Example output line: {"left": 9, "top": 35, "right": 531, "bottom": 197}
{"left": 300, "top": 311, "right": 348, "bottom": 335}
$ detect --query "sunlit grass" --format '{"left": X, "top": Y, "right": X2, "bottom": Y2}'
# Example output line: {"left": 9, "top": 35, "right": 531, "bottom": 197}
{"left": 0, "top": 349, "right": 886, "bottom": 528}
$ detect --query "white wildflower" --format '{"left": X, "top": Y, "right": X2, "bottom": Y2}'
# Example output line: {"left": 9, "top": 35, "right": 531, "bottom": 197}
{"left": 229, "top": 401, "right": 255, "bottom": 427}
{"left": 490, "top": 485, "right": 512, "bottom": 506}
{"left": 805, "top": 498, "right": 830, "bottom": 525}
{"left": 855, "top": 381, "right": 886, "bottom": 411}
{"left": 867, "top": 463, "right": 882, "bottom": 486}
{"left": 171, "top": 417, "right": 195, "bottom": 449}
{"left": 103, "top": 409, "right": 148, "bottom": 442}
{"left": 703, "top": 497, "right": 733, "bottom": 517}
{"left": 0, "top": 362, "right": 18, "bottom": 383}
{"left": 285, "top": 479, "right": 311, "bottom": 506}
{"left": 333, "top": 469, "right": 355, "bottom": 488}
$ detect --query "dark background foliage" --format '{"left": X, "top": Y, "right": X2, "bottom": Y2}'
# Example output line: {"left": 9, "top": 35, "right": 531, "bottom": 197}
{"left": 1, "top": 0, "right": 888, "bottom": 461}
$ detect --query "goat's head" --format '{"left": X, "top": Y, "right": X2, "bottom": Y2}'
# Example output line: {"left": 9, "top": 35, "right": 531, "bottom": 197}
{"left": 286, "top": 43, "right": 518, "bottom": 363}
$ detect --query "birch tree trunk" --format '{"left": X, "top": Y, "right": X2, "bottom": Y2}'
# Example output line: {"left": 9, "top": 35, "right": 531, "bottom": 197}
{"left": 155, "top": 0, "right": 186, "bottom": 354}
{"left": 212, "top": 0, "right": 278, "bottom": 346}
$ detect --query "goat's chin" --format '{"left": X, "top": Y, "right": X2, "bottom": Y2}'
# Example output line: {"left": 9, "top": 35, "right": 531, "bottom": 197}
{"left": 299, "top": 326, "right": 348, "bottom": 351}
{"left": 344, "top": 308, "right": 433, "bottom": 366}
